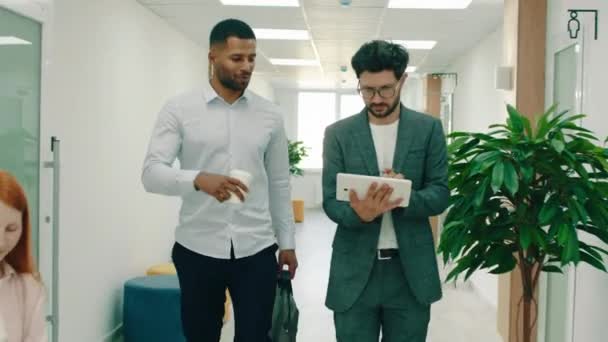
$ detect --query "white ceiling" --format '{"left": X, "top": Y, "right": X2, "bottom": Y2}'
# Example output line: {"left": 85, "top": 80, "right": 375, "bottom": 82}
{"left": 137, "top": 0, "right": 503, "bottom": 88}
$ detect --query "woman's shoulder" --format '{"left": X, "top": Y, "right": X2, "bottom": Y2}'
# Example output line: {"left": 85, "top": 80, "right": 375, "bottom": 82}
{"left": 17, "top": 273, "right": 46, "bottom": 299}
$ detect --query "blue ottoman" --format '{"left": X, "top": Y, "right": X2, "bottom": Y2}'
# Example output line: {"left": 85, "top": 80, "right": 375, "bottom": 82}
{"left": 123, "top": 275, "right": 186, "bottom": 342}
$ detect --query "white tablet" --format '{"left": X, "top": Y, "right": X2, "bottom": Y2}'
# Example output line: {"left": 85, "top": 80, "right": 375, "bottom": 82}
{"left": 336, "top": 173, "right": 412, "bottom": 208}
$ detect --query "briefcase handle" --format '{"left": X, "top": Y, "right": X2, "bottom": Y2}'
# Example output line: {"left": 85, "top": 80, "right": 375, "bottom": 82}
{"left": 277, "top": 270, "right": 293, "bottom": 293}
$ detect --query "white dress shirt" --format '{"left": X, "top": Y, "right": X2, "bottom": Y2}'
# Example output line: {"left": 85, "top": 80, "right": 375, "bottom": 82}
{"left": 370, "top": 120, "right": 400, "bottom": 249}
{"left": 142, "top": 82, "right": 296, "bottom": 259}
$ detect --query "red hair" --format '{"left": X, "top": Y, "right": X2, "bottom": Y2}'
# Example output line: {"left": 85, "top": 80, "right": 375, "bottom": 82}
{"left": 0, "top": 170, "right": 35, "bottom": 274}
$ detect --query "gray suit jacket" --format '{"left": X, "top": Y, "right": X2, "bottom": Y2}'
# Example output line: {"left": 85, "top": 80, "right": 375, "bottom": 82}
{"left": 322, "top": 105, "right": 449, "bottom": 312}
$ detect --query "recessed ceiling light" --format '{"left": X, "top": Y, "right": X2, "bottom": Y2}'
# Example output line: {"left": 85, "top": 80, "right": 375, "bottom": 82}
{"left": 253, "top": 28, "right": 310, "bottom": 40}
{"left": 270, "top": 58, "right": 320, "bottom": 66}
{"left": 220, "top": 0, "right": 299, "bottom": 7}
{"left": 406, "top": 66, "right": 417, "bottom": 72}
{"left": 393, "top": 40, "right": 437, "bottom": 50}
{"left": 0, "top": 36, "right": 32, "bottom": 45}
{"left": 388, "top": 0, "right": 472, "bottom": 9}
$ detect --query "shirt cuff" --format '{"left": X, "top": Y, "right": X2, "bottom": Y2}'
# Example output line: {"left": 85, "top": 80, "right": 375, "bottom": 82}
{"left": 277, "top": 230, "right": 296, "bottom": 250}
{"left": 177, "top": 170, "right": 200, "bottom": 196}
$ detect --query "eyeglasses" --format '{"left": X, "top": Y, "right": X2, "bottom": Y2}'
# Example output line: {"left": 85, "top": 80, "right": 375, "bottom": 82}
{"left": 357, "top": 81, "right": 400, "bottom": 99}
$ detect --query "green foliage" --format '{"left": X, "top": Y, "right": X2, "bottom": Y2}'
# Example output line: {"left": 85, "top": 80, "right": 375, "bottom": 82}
{"left": 288, "top": 140, "right": 309, "bottom": 176}
{"left": 439, "top": 104, "right": 608, "bottom": 286}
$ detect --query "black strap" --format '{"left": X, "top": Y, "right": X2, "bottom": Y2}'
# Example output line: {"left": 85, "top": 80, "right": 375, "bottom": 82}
{"left": 277, "top": 270, "right": 292, "bottom": 293}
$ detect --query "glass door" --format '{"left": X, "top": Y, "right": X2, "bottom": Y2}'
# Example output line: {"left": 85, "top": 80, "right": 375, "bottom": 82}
{"left": 0, "top": 5, "right": 42, "bottom": 262}
{"left": 538, "top": 29, "right": 585, "bottom": 342}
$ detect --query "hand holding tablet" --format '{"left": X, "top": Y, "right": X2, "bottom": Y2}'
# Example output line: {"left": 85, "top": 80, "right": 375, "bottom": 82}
{"left": 336, "top": 173, "right": 412, "bottom": 208}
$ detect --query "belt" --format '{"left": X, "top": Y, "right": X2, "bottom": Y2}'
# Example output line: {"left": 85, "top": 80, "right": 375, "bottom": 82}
{"left": 377, "top": 249, "right": 399, "bottom": 260}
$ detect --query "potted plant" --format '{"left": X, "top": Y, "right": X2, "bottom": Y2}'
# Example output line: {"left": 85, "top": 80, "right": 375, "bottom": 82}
{"left": 288, "top": 140, "right": 308, "bottom": 222}
{"left": 438, "top": 104, "right": 608, "bottom": 342}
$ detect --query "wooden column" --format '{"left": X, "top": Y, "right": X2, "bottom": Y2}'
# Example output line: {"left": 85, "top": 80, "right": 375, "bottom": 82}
{"left": 425, "top": 74, "right": 442, "bottom": 245}
{"left": 498, "top": 1, "right": 547, "bottom": 342}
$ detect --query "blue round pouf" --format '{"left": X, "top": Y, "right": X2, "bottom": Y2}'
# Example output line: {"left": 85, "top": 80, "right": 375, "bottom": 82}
{"left": 123, "top": 275, "right": 185, "bottom": 342}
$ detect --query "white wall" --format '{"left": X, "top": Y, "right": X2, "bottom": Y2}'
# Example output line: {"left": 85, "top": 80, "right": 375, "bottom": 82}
{"left": 41, "top": 0, "right": 274, "bottom": 341}
{"left": 448, "top": 27, "right": 507, "bottom": 135}
{"left": 545, "top": 2, "right": 608, "bottom": 342}
{"left": 402, "top": 75, "right": 425, "bottom": 112}
{"left": 250, "top": 77, "right": 275, "bottom": 101}
{"left": 274, "top": 87, "right": 324, "bottom": 208}
{"left": 443, "top": 26, "right": 505, "bottom": 309}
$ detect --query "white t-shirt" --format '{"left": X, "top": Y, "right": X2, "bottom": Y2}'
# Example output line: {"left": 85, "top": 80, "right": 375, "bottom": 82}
{"left": 369, "top": 120, "right": 400, "bottom": 250}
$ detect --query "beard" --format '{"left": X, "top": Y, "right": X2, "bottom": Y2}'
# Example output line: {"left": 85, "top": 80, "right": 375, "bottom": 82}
{"left": 367, "top": 96, "right": 401, "bottom": 118}
{"left": 216, "top": 67, "right": 251, "bottom": 92}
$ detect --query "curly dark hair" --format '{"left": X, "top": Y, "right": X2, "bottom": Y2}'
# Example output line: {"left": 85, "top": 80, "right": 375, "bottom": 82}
{"left": 351, "top": 40, "right": 410, "bottom": 80}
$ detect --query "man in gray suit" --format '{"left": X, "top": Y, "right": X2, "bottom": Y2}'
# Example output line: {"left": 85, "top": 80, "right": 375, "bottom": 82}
{"left": 322, "top": 40, "right": 449, "bottom": 341}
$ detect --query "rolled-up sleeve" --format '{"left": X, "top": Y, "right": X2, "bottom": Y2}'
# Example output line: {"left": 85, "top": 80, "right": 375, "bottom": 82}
{"left": 141, "top": 100, "right": 199, "bottom": 196}
{"left": 265, "top": 115, "right": 296, "bottom": 250}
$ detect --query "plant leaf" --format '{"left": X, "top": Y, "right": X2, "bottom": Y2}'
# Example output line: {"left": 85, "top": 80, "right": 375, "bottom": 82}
{"left": 551, "top": 139, "right": 565, "bottom": 154}
{"left": 470, "top": 151, "right": 502, "bottom": 175}
{"left": 558, "top": 223, "right": 571, "bottom": 246}
{"left": 520, "top": 225, "right": 533, "bottom": 250}
{"left": 531, "top": 227, "right": 549, "bottom": 250}
{"left": 503, "top": 161, "right": 519, "bottom": 196}
{"left": 506, "top": 104, "right": 525, "bottom": 134}
{"left": 474, "top": 178, "right": 490, "bottom": 207}
{"left": 522, "top": 115, "right": 534, "bottom": 139}
{"left": 535, "top": 104, "right": 556, "bottom": 139}
{"left": 542, "top": 265, "right": 563, "bottom": 273}
{"left": 491, "top": 160, "right": 505, "bottom": 193}
{"left": 489, "top": 254, "right": 517, "bottom": 274}
{"left": 580, "top": 251, "right": 606, "bottom": 272}
{"left": 576, "top": 225, "right": 608, "bottom": 245}
{"left": 521, "top": 165, "right": 534, "bottom": 184}
{"left": 539, "top": 203, "right": 559, "bottom": 226}
{"left": 445, "top": 256, "right": 473, "bottom": 282}
{"left": 448, "top": 132, "right": 472, "bottom": 138}
{"left": 563, "top": 225, "right": 581, "bottom": 264}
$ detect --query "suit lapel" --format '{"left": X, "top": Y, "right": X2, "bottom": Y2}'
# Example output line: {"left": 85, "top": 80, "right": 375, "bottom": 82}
{"left": 351, "top": 110, "right": 380, "bottom": 176}
{"left": 392, "top": 105, "right": 416, "bottom": 172}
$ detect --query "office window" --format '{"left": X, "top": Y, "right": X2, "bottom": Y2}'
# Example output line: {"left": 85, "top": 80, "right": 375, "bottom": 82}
{"left": 297, "top": 92, "right": 336, "bottom": 169}
{"left": 340, "top": 94, "right": 364, "bottom": 119}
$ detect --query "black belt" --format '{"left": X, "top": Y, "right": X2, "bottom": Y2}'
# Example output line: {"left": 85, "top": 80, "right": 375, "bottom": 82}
{"left": 377, "top": 249, "right": 399, "bottom": 260}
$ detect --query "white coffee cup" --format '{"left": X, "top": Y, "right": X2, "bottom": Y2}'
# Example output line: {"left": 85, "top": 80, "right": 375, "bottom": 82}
{"left": 227, "top": 169, "right": 252, "bottom": 204}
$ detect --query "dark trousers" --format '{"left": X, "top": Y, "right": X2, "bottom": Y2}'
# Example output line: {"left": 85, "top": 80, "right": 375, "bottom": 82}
{"left": 334, "top": 257, "right": 430, "bottom": 342}
{"left": 172, "top": 242, "right": 278, "bottom": 342}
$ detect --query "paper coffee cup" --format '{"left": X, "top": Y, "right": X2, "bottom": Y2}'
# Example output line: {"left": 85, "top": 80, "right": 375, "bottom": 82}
{"left": 227, "top": 169, "right": 252, "bottom": 204}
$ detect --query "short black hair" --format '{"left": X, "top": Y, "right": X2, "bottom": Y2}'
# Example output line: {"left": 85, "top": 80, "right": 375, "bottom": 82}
{"left": 351, "top": 40, "right": 410, "bottom": 80}
{"left": 209, "top": 19, "right": 256, "bottom": 47}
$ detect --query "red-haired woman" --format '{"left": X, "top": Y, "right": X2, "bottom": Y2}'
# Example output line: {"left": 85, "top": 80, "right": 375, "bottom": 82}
{"left": 0, "top": 170, "right": 47, "bottom": 342}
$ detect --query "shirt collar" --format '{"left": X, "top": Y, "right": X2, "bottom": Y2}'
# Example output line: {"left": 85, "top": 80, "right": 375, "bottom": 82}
{"left": 0, "top": 261, "right": 17, "bottom": 279}
{"left": 202, "top": 81, "right": 251, "bottom": 104}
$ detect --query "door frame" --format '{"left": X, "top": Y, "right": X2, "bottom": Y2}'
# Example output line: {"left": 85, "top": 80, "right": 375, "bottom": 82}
{"left": 537, "top": 25, "right": 589, "bottom": 342}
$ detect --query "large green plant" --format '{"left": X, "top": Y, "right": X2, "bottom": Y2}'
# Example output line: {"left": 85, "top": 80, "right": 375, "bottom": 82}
{"left": 288, "top": 140, "right": 308, "bottom": 176}
{"left": 438, "top": 104, "right": 608, "bottom": 342}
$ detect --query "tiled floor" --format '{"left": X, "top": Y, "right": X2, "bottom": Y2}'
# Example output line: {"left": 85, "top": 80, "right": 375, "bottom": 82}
{"left": 220, "top": 209, "right": 503, "bottom": 342}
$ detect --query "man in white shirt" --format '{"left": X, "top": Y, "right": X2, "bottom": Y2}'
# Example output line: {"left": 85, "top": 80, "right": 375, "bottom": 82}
{"left": 322, "top": 41, "right": 449, "bottom": 341}
{"left": 142, "top": 18, "right": 298, "bottom": 342}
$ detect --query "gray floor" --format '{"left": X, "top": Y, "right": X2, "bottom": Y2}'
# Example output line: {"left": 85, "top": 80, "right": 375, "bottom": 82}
{"left": 220, "top": 209, "right": 503, "bottom": 342}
